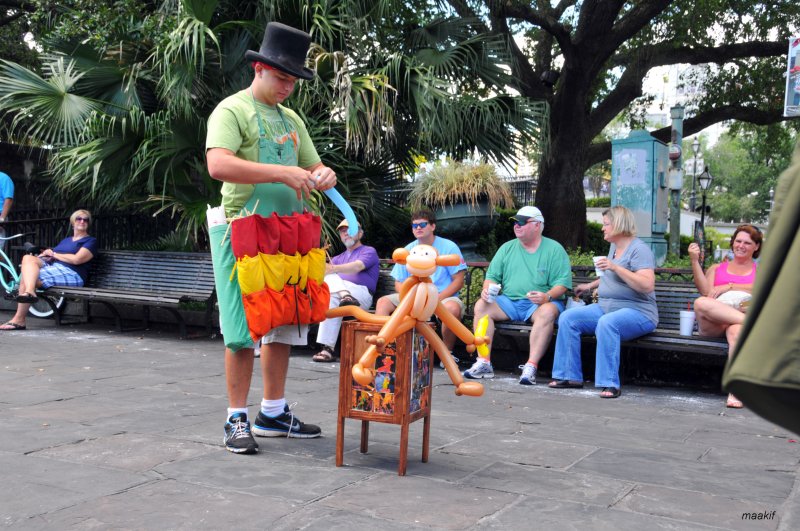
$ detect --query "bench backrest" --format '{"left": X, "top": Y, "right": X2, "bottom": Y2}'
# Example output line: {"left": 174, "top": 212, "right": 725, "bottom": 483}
{"left": 653, "top": 283, "right": 700, "bottom": 330}
{"left": 88, "top": 251, "right": 215, "bottom": 299}
{"left": 370, "top": 260, "right": 700, "bottom": 331}
{"left": 376, "top": 266, "right": 395, "bottom": 299}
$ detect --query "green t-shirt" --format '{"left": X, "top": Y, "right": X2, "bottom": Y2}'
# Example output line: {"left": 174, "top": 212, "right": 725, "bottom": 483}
{"left": 486, "top": 237, "right": 572, "bottom": 300}
{"left": 206, "top": 89, "right": 321, "bottom": 216}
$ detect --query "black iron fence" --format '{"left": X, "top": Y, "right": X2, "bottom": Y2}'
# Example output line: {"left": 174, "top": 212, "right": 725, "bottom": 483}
{"left": 380, "top": 178, "right": 537, "bottom": 209}
{"left": 1, "top": 213, "right": 178, "bottom": 269}
{"left": 506, "top": 178, "right": 537, "bottom": 205}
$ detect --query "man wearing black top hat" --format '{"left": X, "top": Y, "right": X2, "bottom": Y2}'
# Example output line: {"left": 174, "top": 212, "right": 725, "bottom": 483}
{"left": 206, "top": 22, "right": 336, "bottom": 454}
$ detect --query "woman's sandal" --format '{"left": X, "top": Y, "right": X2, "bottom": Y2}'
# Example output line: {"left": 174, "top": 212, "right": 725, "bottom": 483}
{"left": 726, "top": 394, "right": 744, "bottom": 409}
{"left": 548, "top": 379, "right": 584, "bottom": 389}
{"left": 312, "top": 346, "right": 336, "bottom": 362}
{"left": 15, "top": 293, "right": 38, "bottom": 303}
{"left": 0, "top": 321, "right": 26, "bottom": 331}
{"left": 338, "top": 294, "right": 359, "bottom": 307}
{"left": 600, "top": 387, "right": 621, "bottom": 399}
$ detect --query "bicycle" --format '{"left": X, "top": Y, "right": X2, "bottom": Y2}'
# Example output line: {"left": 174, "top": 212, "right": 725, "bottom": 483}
{"left": 0, "top": 232, "right": 65, "bottom": 318}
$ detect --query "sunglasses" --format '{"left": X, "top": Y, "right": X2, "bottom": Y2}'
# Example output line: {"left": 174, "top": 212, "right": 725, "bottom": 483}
{"left": 513, "top": 218, "right": 539, "bottom": 227}
{"left": 74, "top": 217, "right": 90, "bottom": 222}
{"left": 411, "top": 222, "right": 429, "bottom": 229}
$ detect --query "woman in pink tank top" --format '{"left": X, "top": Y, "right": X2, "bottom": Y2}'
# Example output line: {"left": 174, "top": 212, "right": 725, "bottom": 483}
{"left": 688, "top": 224, "right": 762, "bottom": 409}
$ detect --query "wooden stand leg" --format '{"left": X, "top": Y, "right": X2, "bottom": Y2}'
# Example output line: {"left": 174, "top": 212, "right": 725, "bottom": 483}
{"left": 421, "top": 413, "right": 431, "bottom": 463}
{"left": 336, "top": 415, "right": 345, "bottom": 467}
{"left": 360, "top": 420, "right": 369, "bottom": 453}
{"left": 398, "top": 420, "right": 410, "bottom": 476}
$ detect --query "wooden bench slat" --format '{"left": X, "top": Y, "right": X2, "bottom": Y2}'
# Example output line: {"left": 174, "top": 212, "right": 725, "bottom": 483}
{"left": 376, "top": 261, "right": 727, "bottom": 358}
{"left": 43, "top": 251, "right": 216, "bottom": 337}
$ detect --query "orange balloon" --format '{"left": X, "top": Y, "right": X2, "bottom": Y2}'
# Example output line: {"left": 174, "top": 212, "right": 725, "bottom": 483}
{"left": 326, "top": 306, "right": 390, "bottom": 324}
{"left": 398, "top": 276, "right": 419, "bottom": 302}
{"left": 414, "top": 322, "right": 483, "bottom": 397}
{"left": 436, "top": 302, "right": 477, "bottom": 345}
{"left": 436, "top": 254, "right": 461, "bottom": 267}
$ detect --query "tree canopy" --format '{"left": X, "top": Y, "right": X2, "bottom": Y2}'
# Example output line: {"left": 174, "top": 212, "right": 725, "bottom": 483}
{"left": 445, "top": 0, "right": 799, "bottom": 246}
{"left": 0, "top": 0, "right": 547, "bottom": 247}
{"left": 1, "top": 0, "right": 798, "bottom": 250}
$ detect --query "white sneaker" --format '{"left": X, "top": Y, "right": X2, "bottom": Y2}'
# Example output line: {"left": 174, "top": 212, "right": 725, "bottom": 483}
{"left": 463, "top": 359, "right": 494, "bottom": 379}
{"left": 439, "top": 355, "right": 459, "bottom": 369}
{"left": 519, "top": 363, "right": 537, "bottom": 385}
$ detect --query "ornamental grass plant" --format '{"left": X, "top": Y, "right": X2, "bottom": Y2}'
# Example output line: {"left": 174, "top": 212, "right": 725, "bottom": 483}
{"left": 408, "top": 160, "right": 515, "bottom": 212}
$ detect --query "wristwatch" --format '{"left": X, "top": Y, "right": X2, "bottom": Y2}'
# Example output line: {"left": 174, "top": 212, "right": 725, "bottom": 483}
{"left": 546, "top": 293, "right": 552, "bottom": 302}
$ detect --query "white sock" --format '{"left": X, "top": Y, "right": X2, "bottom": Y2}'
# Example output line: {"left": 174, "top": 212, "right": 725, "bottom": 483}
{"left": 261, "top": 398, "right": 286, "bottom": 418}
{"left": 226, "top": 407, "right": 248, "bottom": 421}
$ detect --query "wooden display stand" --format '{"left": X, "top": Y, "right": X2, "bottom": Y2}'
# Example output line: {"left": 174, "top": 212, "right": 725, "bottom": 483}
{"left": 336, "top": 320, "right": 434, "bottom": 475}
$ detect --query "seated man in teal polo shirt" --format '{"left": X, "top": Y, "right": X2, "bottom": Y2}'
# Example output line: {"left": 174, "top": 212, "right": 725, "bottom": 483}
{"left": 463, "top": 206, "right": 572, "bottom": 385}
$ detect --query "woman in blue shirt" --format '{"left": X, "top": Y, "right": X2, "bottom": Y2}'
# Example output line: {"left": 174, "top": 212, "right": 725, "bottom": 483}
{"left": 1, "top": 210, "right": 97, "bottom": 331}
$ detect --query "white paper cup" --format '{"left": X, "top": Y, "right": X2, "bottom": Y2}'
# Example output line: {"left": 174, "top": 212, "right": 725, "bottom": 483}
{"left": 206, "top": 205, "right": 227, "bottom": 228}
{"left": 592, "top": 256, "right": 605, "bottom": 277}
{"left": 486, "top": 283, "right": 501, "bottom": 304}
{"left": 679, "top": 310, "right": 695, "bottom": 336}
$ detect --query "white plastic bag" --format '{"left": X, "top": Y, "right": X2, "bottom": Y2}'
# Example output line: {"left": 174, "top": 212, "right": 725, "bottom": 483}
{"left": 566, "top": 297, "right": 586, "bottom": 310}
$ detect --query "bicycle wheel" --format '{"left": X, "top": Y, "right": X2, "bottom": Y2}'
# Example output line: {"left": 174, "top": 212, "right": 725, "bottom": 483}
{"left": 28, "top": 295, "right": 65, "bottom": 319}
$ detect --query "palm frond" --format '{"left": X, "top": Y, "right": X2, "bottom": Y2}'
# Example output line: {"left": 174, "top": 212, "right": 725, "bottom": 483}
{"left": 0, "top": 58, "right": 100, "bottom": 146}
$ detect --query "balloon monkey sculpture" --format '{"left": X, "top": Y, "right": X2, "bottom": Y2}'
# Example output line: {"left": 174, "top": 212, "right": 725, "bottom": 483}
{"left": 326, "top": 245, "right": 489, "bottom": 397}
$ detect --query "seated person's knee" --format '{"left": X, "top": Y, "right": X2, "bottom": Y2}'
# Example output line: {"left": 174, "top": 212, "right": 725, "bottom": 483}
{"left": 375, "top": 295, "right": 396, "bottom": 315}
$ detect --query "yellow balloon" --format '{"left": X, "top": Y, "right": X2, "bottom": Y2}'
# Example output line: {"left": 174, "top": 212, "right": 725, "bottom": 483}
{"left": 475, "top": 315, "right": 490, "bottom": 358}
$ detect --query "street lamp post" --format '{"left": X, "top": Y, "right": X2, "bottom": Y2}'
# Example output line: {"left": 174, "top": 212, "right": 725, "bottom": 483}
{"left": 767, "top": 187, "right": 775, "bottom": 217}
{"left": 697, "top": 167, "right": 713, "bottom": 267}
{"left": 690, "top": 137, "right": 700, "bottom": 212}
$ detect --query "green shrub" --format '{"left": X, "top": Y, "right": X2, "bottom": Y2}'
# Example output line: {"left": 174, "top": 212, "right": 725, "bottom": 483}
{"left": 585, "top": 220, "right": 606, "bottom": 255}
{"left": 586, "top": 196, "right": 611, "bottom": 208}
{"left": 474, "top": 207, "right": 516, "bottom": 261}
{"left": 566, "top": 248, "right": 596, "bottom": 266}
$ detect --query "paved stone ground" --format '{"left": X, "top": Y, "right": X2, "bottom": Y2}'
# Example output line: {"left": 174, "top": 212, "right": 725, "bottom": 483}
{"left": 1, "top": 315, "right": 798, "bottom": 530}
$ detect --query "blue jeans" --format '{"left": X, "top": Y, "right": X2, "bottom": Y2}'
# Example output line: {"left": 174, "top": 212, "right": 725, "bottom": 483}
{"left": 551, "top": 303, "right": 656, "bottom": 389}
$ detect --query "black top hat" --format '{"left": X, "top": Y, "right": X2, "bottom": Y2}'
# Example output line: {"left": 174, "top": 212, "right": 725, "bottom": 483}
{"left": 245, "top": 22, "right": 314, "bottom": 80}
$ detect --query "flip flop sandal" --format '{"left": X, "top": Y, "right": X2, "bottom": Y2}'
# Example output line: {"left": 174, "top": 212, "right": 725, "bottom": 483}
{"left": 338, "top": 295, "right": 359, "bottom": 307}
{"left": 726, "top": 395, "right": 744, "bottom": 409}
{"left": 15, "top": 293, "right": 38, "bottom": 303}
{"left": 312, "top": 346, "right": 335, "bottom": 362}
{"left": 0, "top": 321, "right": 27, "bottom": 331}
{"left": 548, "top": 379, "right": 584, "bottom": 389}
{"left": 600, "top": 387, "right": 621, "bottom": 399}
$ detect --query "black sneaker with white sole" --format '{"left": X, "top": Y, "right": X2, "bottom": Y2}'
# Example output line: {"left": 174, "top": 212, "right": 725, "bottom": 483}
{"left": 223, "top": 412, "right": 258, "bottom": 454}
{"left": 252, "top": 406, "right": 322, "bottom": 438}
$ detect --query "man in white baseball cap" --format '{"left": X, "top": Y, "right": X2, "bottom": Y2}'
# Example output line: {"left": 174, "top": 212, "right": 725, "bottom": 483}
{"left": 463, "top": 206, "right": 572, "bottom": 385}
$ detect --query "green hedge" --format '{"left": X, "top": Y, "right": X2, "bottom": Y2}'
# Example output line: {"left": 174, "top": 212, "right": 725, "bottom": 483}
{"left": 586, "top": 196, "right": 611, "bottom": 208}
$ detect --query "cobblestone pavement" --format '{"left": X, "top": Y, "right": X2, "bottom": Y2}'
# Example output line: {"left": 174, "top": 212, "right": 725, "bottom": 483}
{"left": 1, "top": 316, "right": 797, "bottom": 530}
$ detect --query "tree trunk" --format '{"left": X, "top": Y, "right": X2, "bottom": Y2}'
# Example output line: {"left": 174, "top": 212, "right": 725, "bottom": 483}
{"left": 537, "top": 141, "right": 589, "bottom": 249}
{"left": 535, "top": 71, "right": 591, "bottom": 250}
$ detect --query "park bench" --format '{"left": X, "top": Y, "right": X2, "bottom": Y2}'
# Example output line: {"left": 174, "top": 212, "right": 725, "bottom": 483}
{"left": 490, "top": 265, "right": 729, "bottom": 356}
{"left": 374, "top": 261, "right": 728, "bottom": 357}
{"left": 43, "top": 250, "right": 216, "bottom": 338}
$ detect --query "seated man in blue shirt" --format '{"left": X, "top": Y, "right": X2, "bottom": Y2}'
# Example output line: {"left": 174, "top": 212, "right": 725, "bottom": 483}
{"left": 374, "top": 208, "right": 467, "bottom": 352}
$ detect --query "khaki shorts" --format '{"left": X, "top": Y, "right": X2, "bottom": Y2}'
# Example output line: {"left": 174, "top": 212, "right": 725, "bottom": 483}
{"left": 385, "top": 293, "right": 465, "bottom": 317}
{"left": 218, "top": 319, "right": 309, "bottom": 350}
{"left": 261, "top": 324, "right": 309, "bottom": 346}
